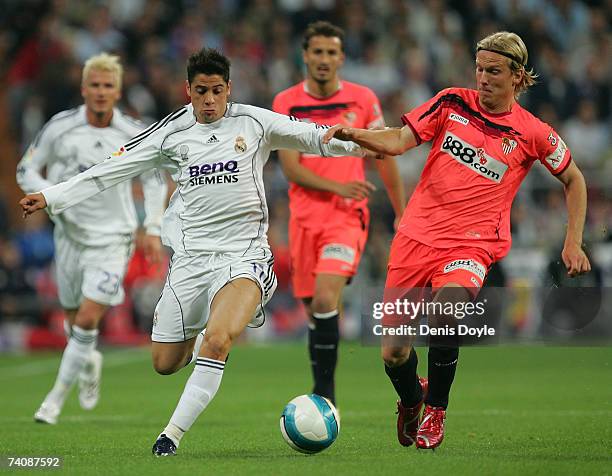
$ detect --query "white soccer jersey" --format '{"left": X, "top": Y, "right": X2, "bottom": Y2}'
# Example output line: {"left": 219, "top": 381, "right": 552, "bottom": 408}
{"left": 40, "top": 103, "right": 363, "bottom": 256}
{"left": 17, "top": 105, "right": 167, "bottom": 247}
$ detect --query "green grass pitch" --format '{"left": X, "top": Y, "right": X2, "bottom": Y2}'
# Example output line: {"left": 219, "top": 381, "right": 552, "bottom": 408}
{"left": 1, "top": 343, "right": 610, "bottom": 475}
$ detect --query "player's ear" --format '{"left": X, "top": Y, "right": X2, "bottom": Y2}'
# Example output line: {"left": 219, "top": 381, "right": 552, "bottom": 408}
{"left": 227, "top": 80, "right": 231, "bottom": 97}
{"left": 185, "top": 80, "right": 191, "bottom": 99}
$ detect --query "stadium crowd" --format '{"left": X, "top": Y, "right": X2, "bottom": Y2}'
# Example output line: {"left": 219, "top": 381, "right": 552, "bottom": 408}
{"left": 0, "top": 0, "right": 609, "bottom": 347}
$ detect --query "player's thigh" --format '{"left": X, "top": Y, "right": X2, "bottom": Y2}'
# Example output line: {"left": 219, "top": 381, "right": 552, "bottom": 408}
{"left": 202, "top": 278, "right": 262, "bottom": 359}
{"left": 81, "top": 242, "right": 133, "bottom": 307}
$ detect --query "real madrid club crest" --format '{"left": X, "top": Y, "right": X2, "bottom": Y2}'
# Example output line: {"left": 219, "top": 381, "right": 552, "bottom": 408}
{"left": 179, "top": 144, "right": 189, "bottom": 161}
{"left": 234, "top": 135, "right": 247, "bottom": 153}
{"left": 501, "top": 137, "right": 517, "bottom": 155}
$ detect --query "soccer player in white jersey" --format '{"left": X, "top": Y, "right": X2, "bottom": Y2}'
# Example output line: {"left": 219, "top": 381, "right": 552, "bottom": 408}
{"left": 16, "top": 53, "right": 167, "bottom": 425}
{"left": 20, "top": 48, "right": 367, "bottom": 456}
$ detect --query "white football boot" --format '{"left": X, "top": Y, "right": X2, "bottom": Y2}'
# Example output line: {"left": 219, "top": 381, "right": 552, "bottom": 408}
{"left": 34, "top": 400, "right": 61, "bottom": 425}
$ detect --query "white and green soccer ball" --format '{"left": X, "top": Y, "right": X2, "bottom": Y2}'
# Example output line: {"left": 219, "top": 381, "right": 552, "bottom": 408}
{"left": 280, "top": 394, "right": 340, "bottom": 454}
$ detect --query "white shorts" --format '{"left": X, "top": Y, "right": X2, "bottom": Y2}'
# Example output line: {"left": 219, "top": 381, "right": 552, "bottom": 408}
{"left": 54, "top": 230, "right": 133, "bottom": 309}
{"left": 152, "top": 250, "right": 277, "bottom": 343}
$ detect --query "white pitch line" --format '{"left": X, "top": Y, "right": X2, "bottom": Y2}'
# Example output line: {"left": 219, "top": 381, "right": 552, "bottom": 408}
{"left": 0, "top": 349, "right": 150, "bottom": 380}
{"left": 1, "top": 414, "right": 145, "bottom": 423}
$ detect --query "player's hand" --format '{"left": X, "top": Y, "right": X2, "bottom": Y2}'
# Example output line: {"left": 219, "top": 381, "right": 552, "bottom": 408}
{"left": 561, "top": 242, "right": 591, "bottom": 277}
{"left": 323, "top": 124, "right": 354, "bottom": 143}
{"left": 334, "top": 180, "right": 376, "bottom": 200}
{"left": 143, "top": 234, "right": 164, "bottom": 265}
{"left": 19, "top": 193, "right": 47, "bottom": 218}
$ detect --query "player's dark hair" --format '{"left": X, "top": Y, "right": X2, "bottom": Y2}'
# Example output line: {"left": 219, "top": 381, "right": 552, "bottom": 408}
{"left": 187, "top": 48, "right": 231, "bottom": 84}
{"left": 302, "top": 21, "right": 345, "bottom": 51}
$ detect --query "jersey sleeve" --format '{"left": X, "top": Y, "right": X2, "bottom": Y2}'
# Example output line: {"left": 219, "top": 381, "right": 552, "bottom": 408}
{"left": 363, "top": 88, "right": 385, "bottom": 129}
{"left": 535, "top": 125, "right": 572, "bottom": 175}
{"left": 259, "top": 107, "right": 363, "bottom": 157}
{"left": 140, "top": 168, "right": 167, "bottom": 236}
{"left": 401, "top": 88, "right": 453, "bottom": 145}
{"left": 42, "top": 132, "right": 166, "bottom": 216}
{"left": 16, "top": 125, "right": 56, "bottom": 193}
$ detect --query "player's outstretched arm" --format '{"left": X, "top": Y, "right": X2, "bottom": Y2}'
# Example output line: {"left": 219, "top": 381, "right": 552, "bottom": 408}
{"left": 556, "top": 161, "right": 591, "bottom": 277}
{"left": 278, "top": 149, "right": 376, "bottom": 200}
{"left": 19, "top": 193, "right": 47, "bottom": 218}
{"left": 323, "top": 125, "right": 417, "bottom": 156}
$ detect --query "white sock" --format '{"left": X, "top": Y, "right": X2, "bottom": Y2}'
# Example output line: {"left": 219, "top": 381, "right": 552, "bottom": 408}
{"left": 163, "top": 357, "right": 225, "bottom": 446}
{"left": 46, "top": 325, "right": 98, "bottom": 406}
{"left": 184, "top": 331, "right": 206, "bottom": 367}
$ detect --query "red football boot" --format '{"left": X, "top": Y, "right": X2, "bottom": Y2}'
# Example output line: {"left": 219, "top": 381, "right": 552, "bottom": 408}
{"left": 396, "top": 377, "right": 429, "bottom": 447}
{"left": 416, "top": 404, "right": 446, "bottom": 450}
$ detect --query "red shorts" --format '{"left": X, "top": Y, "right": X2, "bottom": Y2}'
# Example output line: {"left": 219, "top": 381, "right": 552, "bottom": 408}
{"left": 289, "top": 212, "right": 369, "bottom": 298}
{"left": 382, "top": 233, "right": 493, "bottom": 326}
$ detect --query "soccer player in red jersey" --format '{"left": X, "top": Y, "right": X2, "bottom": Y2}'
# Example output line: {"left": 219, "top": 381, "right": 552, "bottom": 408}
{"left": 324, "top": 31, "right": 591, "bottom": 449}
{"left": 273, "top": 21, "right": 405, "bottom": 405}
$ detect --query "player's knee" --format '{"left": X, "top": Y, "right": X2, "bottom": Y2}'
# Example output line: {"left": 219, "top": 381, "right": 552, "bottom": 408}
{"left": 152, "top": 354, "right": 183, "bottom": 375}
{"left": 311, "top": 291, "right": 338, "bottom": 314}
{"left": 202, "top": 331, "right": 231, "bottom": 360}
{"left": 381, "top": 346, "right": 410, "bottom": 368}
{"left": 73, "top": 313, "right": 99, "bottom": 331}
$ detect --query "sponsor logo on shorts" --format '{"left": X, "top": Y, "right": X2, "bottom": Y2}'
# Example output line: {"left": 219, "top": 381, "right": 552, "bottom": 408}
{"left": 449, "top": 113, "right": 469, "bottom": 125}
{"left": 470, "top": 276, "right": 481, "bottom": 287}
{"left": 188, "top": 160, "right": 240, "bottom": 186}
{"left": 441, "top": 131, "right": 508, "bottom": 183}
{"left": 321, "top": 244, "right": 356, "bottom": 265}
{"left": 544, "top": 134, "right": 567, "bottom": 170}
{"left": 443, "top": 259, "right": 486, "bottom": 281}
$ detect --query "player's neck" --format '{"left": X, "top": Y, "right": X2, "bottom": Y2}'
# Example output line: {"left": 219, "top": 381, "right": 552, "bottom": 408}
{"left": 86, "top": 109, "right": 113, "bottom": 128}
{"left": 305, "top": 77, "right": 340, "bottom": 98}
{"left": 479, "top": 96, "right": 516, "bottom": 114}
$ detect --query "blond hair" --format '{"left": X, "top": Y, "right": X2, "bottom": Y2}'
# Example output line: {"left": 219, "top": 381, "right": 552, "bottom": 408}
{"left": 82, "top": 52, "right": 123, "bottom": 89}
{"left": 476, "top": 31, "right": 538, "bottom": 97}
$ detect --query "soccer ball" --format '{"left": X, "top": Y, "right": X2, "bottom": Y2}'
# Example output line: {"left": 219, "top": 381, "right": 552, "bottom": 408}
{"left": 279, "top": 394, "right": 340, "bottom": 454}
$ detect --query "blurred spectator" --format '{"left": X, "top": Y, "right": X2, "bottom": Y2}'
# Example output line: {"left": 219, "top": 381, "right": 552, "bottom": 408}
{"left": 562, "top": 100, "right": 609, "bottom": 172}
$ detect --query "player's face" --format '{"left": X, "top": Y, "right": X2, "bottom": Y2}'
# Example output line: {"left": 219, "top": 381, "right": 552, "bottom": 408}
{"left": 475, "top": 51, "right": 522, "bottom": 112}
{"left": 187, "top": 74, "right": 231, "bottom": 124}
{"left": 81, "top": 70, "right": 121, "bottom": 115}
{"left": 303, "top": 35, "right": 344, "bottom": 84}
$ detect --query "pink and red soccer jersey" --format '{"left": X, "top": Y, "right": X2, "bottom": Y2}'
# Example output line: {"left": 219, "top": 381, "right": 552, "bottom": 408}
{"left": 398, "top": 87, "right": 571, "bottom": 262}
{"left": 384, "top": 87, "right": 571, "bottom": 301}
{"left": 273, "top": 81, "right": 385, "bottom": 297}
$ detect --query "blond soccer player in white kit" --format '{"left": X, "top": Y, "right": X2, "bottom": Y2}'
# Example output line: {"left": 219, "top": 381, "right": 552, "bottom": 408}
{"left": 16, "top": 53, "right": 167, "bottom": 425}
{"left": 20, "top": 48, "right": 367, "bottom": 456}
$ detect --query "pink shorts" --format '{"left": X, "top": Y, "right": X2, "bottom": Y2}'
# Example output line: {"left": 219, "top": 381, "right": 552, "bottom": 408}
{"left": 382, "top": 233, "right": 492, "bottom": 326}
{"left": 289, "top": 212, "right": 368, "bottom": 298}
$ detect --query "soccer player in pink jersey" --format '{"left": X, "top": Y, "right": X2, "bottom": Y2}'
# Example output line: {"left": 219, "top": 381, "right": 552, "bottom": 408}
{"left": 324, "top": 31, "right": 591, "bottom": 449}
{"left": 273, "top": 21, "right": 405, "bottom": 405}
